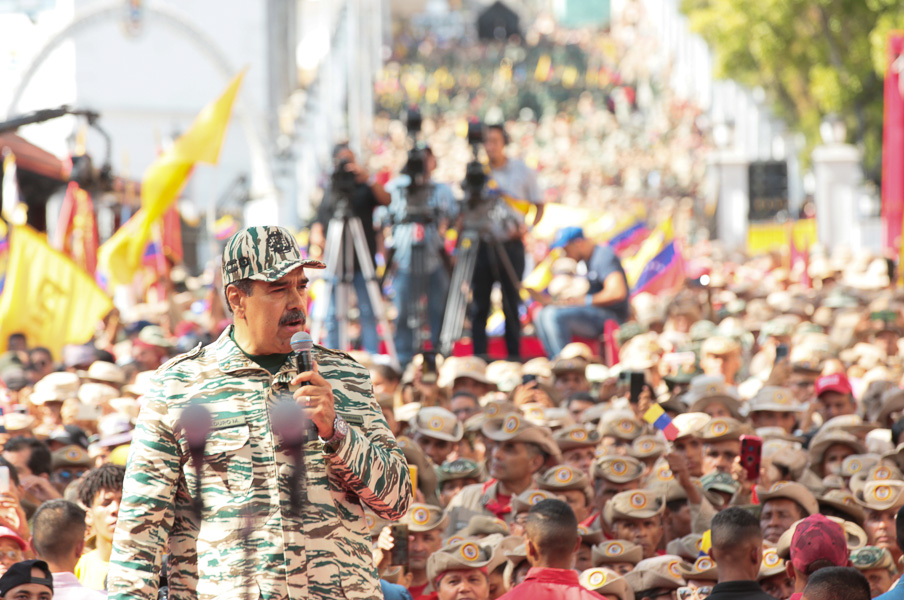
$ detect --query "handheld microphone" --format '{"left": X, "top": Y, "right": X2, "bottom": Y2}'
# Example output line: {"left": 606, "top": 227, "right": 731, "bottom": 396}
{"left": 179, "top": 404, "right": 212, "bottom": 516}
{"left": 271, "top": 399, "right": 309, "bottom": 516}
{"left": 290, "top": 331, "right": 314, "bottom": 373}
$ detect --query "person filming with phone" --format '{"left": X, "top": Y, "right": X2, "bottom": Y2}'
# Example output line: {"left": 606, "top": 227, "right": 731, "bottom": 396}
{"left": 531, "top": 226, "right": 629, "bottom": 358}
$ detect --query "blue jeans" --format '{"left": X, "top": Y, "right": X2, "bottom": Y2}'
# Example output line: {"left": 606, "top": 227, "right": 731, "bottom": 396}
{"left": 393, "top": 267, "right": 449, "bottom": 364}
{"left": 325, "top": 271, "right": 379, "bottom": 354}
{"left": 534, "top": 305, "right": 621, "bottom": 357}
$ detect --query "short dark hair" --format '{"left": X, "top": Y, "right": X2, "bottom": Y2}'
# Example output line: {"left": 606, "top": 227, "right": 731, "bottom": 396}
{"left": 893, "top": 417, "right": 904, "bottom": 447}
{"left": 525, "top": 498, "right": 578, "bottom": 558}
{"left": 32, "top": 500, "right": 86, "bottom": 562}
{"left": 524, "top": 443, "right": 549, "bottom": 474}
{"left": 803, "top": 567, "right": 870, "bottom": 600}
{"left": 486, "top": 124, "right": 507, "bottom": 143}
{"left": 78, "top": 464, "right": 125, "bottom": 507}
{"left": 224, "top": 278, "right": 254, "bottom": 314}
{"left": 711, "top": 506, "right": 762, "bottom": 550}
{"left": 896, "top": 505, "right": 904, "bottom": 554}
{"left": 4, "top": 437, "right": 52, "bottom": 477}
{"left": 371, "top": 364, "right": 401, "bottom": 384}
{"left": 0, "top": 457, "right": 19, "bottom": 488}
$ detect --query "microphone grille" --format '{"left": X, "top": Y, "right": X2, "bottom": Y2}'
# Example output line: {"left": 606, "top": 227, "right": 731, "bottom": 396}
{"left": 290, "top": 331, "right": 314, "bottom": 352}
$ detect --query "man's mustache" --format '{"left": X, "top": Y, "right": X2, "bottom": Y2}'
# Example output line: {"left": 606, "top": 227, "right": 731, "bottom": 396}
{"left": 279, "top": 310, "right": 306, "bottom": 326}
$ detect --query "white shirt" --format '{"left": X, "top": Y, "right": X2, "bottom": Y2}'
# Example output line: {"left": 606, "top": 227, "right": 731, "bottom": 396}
{"left": 52, "top": 572, "right": 108, "bottom": 600}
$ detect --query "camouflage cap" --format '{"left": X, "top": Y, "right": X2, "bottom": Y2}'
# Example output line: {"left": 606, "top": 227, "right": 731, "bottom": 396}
{"left": 436, "top": 459, "right": 483, "bottom": 484}
{"left": 592, "top": 540, "right": 643, "bottom": 567}
{"left": 700, "top": 472, "right": 740, "bottom": 495}
{"left": 604, "top": 490, "right": 666, "bottom": 525}
{"left": 592, "top": 456, "right": 645, "bottom": 484}
{"left": 850, "top": 546, "right": 897, "bottom": 573}
{"left": 624, "top": 555, "right": 686, "bottom": 593}
{"left": 511, "top": 489, "right": 557, "bottom": 514}
{"left": 579, "top": 568, "right": 633, "bottom": 599}
{"left": 537, "top": 465, "right": 590, "bottom": 492}
{"left": 402, "top": 503, "right": 448, "bottom": 532}
{"left": 678, "top": 556, "right": 717, "bottom": 582}
{"left": 757, "top": 547, "right": 787, "bottom": 580}
{"left": 553, "top": 425, "right": 601, "bottom": 451}
{"left": 409, "top": 407, "right": 464, "bottom": 442}
{"left": 426, "top": 540, "right": 493, "bottom": 584}
{"left": 222, "top": 226, "right": 325, "bottom": 286}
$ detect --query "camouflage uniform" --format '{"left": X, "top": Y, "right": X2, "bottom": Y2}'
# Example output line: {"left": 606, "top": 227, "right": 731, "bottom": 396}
{"left": 108, "top": 226, "right": 412, "bottom": 600}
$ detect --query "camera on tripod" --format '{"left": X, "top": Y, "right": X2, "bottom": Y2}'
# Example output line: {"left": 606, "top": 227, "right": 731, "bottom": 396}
{"left": 463, "top": 120, "right": 489, "bottom": 208}
{"left": 332, "top": 156, "right": 358, "bottom": 199}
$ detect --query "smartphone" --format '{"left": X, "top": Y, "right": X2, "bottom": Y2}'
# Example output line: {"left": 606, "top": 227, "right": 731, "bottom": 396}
{"left": 629, "top": 372, "right": 645, "bottom": 405}
{"left": 739, "top": 435, "right": 763, "bottom": 482}
{"left": 774, "top": 344, "right": 789, "bottom": 364}
{"left": 522, "top": 374, "right": 537, "bottom": 386}
{"left": 0, "top": 467, "right": 10, "bottom": 494}
{"left": 389, "top": 523, "right": 409, "bottom": 566}
{"left": 415, "top": 352, "right": 438, "bottom": 384}
{"left": 408, "top": 465, "right": 418, "bottom": 495}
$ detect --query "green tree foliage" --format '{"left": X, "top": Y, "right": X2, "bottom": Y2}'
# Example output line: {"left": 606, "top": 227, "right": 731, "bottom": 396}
{"left": 682, "top": 0, "right": 903, "bottom": 181}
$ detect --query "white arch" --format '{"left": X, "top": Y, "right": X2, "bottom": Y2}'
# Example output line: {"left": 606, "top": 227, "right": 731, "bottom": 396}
{"left": 6, "top": 1, "right": 276, "bottom": 202}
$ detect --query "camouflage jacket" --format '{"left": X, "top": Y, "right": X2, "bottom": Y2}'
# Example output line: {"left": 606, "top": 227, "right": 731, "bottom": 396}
{"left": 108, "top": 327, "right": 412, "bottom": 600}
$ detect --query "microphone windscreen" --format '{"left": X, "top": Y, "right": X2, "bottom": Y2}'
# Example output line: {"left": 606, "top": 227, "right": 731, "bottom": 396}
{"left": 271, "top": 400, "right": 308, "bottom": 447}
{"left": 290, "top": 331, "right": 314, "bottom": 353}
{"left": 180, "top": 404, "right": 212, "bottom": 448}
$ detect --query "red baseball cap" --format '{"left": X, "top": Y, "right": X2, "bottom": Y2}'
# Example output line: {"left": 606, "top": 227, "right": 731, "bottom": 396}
{"left": 815, "top": 373, "right": 853, "bottom": 397}
{"left": 0, "top": 526, "right": 27, "bottom": 551}
{"left": 789, "top": 514, "right": 848, "bottom": 573}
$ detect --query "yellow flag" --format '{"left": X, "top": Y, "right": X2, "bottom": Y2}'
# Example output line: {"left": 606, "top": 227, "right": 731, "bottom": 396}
{"left": 0, "top": 225, "right": 113, "bottom": 359}
{"left": 98, "top": 69, "right": 246, "bottom": 286}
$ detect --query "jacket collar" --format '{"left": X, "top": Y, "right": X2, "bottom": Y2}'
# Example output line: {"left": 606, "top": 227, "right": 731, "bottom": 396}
{"left": 215, "top": 325, "right": 294, "bottom": 378}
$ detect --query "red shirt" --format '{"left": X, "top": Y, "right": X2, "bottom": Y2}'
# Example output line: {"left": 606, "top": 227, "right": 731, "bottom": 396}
{"left": 497, "top": 567, "right": 600, "bottom": 600}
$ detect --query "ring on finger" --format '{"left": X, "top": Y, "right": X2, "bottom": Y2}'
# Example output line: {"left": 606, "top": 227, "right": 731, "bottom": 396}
{"left": 302, "top": 395, "right": 311, "bottom": 406}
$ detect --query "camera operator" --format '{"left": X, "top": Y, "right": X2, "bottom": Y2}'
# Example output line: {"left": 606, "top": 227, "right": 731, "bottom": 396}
{"left": 385, "top": 146, "right": 458, "bottom": 364}
{"left": 310, "top": 143, "right": 391, "bottom": 354}
{"left": 473, "top": 123, "right": 544, "bottom": 360}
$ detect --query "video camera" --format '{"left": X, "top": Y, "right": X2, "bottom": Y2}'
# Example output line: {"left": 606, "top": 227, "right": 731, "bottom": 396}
{"left": 331, "top": 155, "right": 357, "bottom": 200}
{"left": 396, "top": 108, "right": 434, "bottom": 224}
{"left": 463, "top": 120, "right": 490, "bottom": 209}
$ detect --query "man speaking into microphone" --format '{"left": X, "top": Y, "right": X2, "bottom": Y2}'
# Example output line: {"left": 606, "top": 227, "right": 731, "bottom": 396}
{"left": 107, "top": 225, "right": 412, "bottom": 600}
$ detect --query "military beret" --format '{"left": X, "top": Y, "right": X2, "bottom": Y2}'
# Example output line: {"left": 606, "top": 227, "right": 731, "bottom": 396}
{"left": 552, "top": 356, "right": 589, "bottom": 375}
{"left": 592, "top": 540, "right": 643, "bottom": 567}
{"left": 426, "top": 540, "right": 493, "bottom": 584}
{"left": 850, "top": 546, "right": 897, "bottom": 573}
{"left": 592, "top": 456, "right": 645, "bottom": 484}
{"left": 682, "top": 376, "right": 742, "bottom": 419}
{"left": 457, "top": 515, "right": 509, "bottom": 539}
{"left": 30, "top": 372, "right": 80, "bottom": 404}
{"left": 701, "top": 336, "right": 740, "bottom": 356}
{"left": 553, "top": 425, "right": 601, "bottom": 451}
{"left": 409, "top": 407, "right": 463, "bottom": 442}
{"left": 604, "top": 490, "right": 666, "bottom": 525}
{"left": 672, "top": 412, "right": 710, "bottom": 440}
{"left": 627, "top": 435, "right": 667, "bottom": 461}
{"left": 757, "top": 547, "right": 787, "bottom": 580}
{"left": 809, "top": 430, "right": 867, "bottom": 471}
{"left": 482, "top": 414, "right": 562, "bottom": 465}
{"left": 537, "top": 465, "right": 590, "bottom": 493}
{"left": 51, "top": 445, "right": 92, "bottom": 469}
{"left": 402, "top": 503, "right": 448, "bottom": 532}
{"left": 624, "top": 555, "right": 686, "bottom": 593}
{"left": 665, "top": 534, "right": 703, "bottom": 562}
{"left": 521, "top": 404, "right": 574, "bottom": 429}
{"left": 749, "top": 386, "right": 803, "bottom": 413}
{"left": 579, "top": 568, "right": 634, "bottom": 600}
{"left": 840, "top": 454, "right": 881, "bottom": 479}
{"left": 578, "top": 524, "right": 604, "bottom": 546}
{"left": 598, "top": 410, "right": 645, "bottom": 441}
{"left": 363, "top": 511, "right": 392, "bottom": 538}
{"left": 819, "top": 489, "right": 865, "bottom": 525}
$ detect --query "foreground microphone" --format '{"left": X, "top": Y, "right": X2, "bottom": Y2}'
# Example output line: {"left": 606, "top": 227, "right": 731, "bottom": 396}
{"left": 179, "top": 404, "right": 212, "bottom": 517}
{"left": 272, "top": 399, "right": 308, "bottom": 516}
{"left": 290, "top": 331, "right": 314, "bottom": 373}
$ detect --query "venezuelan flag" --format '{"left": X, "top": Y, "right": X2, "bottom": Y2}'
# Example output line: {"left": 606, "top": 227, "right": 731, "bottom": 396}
{"left": 623, "top": 220, "right": 685, "bottom": 298}
{"left": 642, "top": 403, "right": 678, "bottom": 440}
{"left": 608, "top": 221, "right": 650, "bottom": 253}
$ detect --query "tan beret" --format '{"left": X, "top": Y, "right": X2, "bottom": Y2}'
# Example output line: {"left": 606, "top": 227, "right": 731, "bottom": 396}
{"left": 678, "top": 556, "right": 718, "bottom": 582}
{"left": 749, "top": 386, "right": 803, "bottom": 413}
{"left": 683, "top": 376, "right": 742, "bottom": 419}
{"left": 624, "top": 555, "right": 686, "bottom": 592}
{"left": 757, "top": 547, "right": 787, "bottom": 580}
{"left": 665, "top": 534, "right": 703, "bottom": 562}
{"left": 553, "top": 425, "right": 602, "bottom": 451}
{"left": 819, "top": 489, "right": 865, "bottom": 524}
{"left": 701, "top": 336, "right": 740, "bottom": 356}
{"left": 592, "top": 540, "right": 643, "bottom": 567}
{"left": 537, "top": 465, "right": 590, "bottom": 492}
{"left": 552, "top": 356, "right": 589, "bottom": 375}
{"left": 482, "top": 414, "right": 563, "bottom": 464}
{"left": 599, "top": 409, "right": 645, "bottom": 441}
{"left": 841, "top": 454, "right": 881, "bottom": 479}
{"left": 808, "top": 430, "right": 867, "bottom": 471}
{"left": 672, "top": 412, "right": 710, "bottom": 439}
{"left": 579, "top": 568, "right": 635, "bottom": 600}
{"left": 604, "top": 490, "right": 666, "bottom": 525}
{"left": 627, "top": 435, "right": 667, "bottom": 461}
{"left": 855, "top": 480, "right": 904, "bottom": 511}
{"left": 521, "top": 404, "right": 574, "bottom": 429}
{"left": 402, "top": 503, "right": 448, "bottom": 532}
{"left": 426, "top": 540, "right": 493, "bottom": 583}
{"left": 457, "top": 515, "right": 509, "bottom": 539}
{"left": 756, "top": 481, "right": 819, "bottom": 515}
{"left": 592, "top": 456, "right": 645, "bottom": 484}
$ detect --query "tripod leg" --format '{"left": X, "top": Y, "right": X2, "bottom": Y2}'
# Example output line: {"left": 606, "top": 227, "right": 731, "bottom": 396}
{"left": 346, "top": 216, "right": 401, "bottom": 370}
{"left": 486, "top": 239, "right": 525, "bottom": 358}
{"left": 311, "top": 217, "right": 345, "bottom": 344}
{"left": 439, "top": 230, "right": 481, "bottom": 356}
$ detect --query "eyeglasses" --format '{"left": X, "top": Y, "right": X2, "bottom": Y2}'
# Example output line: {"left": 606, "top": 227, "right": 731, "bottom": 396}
{"left": 0, "top": 551, "right": 21, "bottom": 561}
{"left": 678, "top": 586, "right": 713, "bottom": 600}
